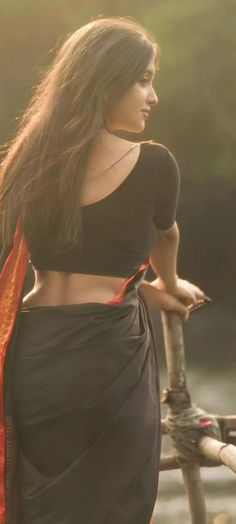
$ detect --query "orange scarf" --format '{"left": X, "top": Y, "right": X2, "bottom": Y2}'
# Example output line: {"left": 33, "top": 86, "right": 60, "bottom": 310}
{"left": 0, "top": 224, "right": 28, "bottom": 523}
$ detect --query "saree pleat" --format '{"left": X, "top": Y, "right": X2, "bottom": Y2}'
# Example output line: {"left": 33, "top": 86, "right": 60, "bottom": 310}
{"left": 13, "top": 284, "right": 161, "bottom": 523}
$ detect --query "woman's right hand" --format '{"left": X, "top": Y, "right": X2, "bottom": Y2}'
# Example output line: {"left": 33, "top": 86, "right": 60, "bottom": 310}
{"left": 151, "top": 287, "right": 190, "bottom": 321}
{"left": 139, "top": 281, "right": 190, "bottom": 321}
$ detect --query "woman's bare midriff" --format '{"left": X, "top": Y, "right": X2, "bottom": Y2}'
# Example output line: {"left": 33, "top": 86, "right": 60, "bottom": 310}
{"left": 22, "top": 270, "right": 127, "bottom": 307}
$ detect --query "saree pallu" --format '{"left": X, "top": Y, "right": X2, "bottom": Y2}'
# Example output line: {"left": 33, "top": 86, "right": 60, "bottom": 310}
{"left": 0, "top": 226, "right": 29, "bottom": 524}
{"left": 1, "top": 234, "right": 161, "bottom": 523}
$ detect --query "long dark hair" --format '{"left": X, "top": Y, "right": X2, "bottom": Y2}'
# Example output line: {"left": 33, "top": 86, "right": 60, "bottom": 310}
{"left": 0, "top": 15, "right": 159, "bottom": 251}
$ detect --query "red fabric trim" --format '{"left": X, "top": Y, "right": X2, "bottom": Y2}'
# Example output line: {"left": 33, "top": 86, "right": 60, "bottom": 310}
{"left": 107, "top": 262, "right": 149, "bottom": 305}
{"left": 0, "top": 225, "right": 28, "bottom": 523}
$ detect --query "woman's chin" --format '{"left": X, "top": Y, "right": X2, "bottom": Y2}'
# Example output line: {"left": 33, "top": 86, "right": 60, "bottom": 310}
{"left": 113, "top": 121, "right": 145, "bottom": 134}
{"left": 136, "top": 123, "right": 146, "bottom": 133}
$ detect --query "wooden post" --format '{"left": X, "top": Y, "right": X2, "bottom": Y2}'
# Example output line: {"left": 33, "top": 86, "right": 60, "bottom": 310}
{"left": 181, "top": 461, "right": 208, "bottom": 524}
{"left": 199, "top": 436, "right": 236, "bottom": 473}
{"left": 160, "top": 312, "right": 187, "bottom": 393}
{"left": 161, "top": 311, "right": 208, "bottom": 524}
{"left": 159, "top": 310, "right": 236, "bottom": 523}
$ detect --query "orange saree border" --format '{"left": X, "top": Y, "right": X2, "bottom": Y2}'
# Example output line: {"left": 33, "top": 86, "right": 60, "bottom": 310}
{"left": 107, "top": 262, "right": 149, "bottom": 305}
{"left": 0, "top": 225, "right": 28, "bottom": 523}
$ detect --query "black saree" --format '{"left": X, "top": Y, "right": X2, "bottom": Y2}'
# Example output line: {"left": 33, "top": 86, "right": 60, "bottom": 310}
{"left": 1, "top": 232, "right": 161, "bottom": 524}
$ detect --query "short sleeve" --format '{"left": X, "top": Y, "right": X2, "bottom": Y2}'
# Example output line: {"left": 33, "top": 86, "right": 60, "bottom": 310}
{"left": 152, "top": 147, "right": 180, "bottom": 230}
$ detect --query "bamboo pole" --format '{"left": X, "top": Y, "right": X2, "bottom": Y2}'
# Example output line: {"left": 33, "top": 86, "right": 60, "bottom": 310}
{"left": 161, "top": 417, "right": 236, "bottom": 470}
{"left": 160, "top": 454, "right": 180, "bottom": 471}
{"left": 160, "top": 312, "right": 187, "bottom": 393}
{"left": 161, "top": 310, "right": 209, "bottom": 524}
{"left": 159, "top": 309, "right": 236, "bottom": 523}
{"left": 181, "top": 461, "right": 208, "bottom": 524}
{"left": 199, "top": 436, "right": 236, "bottom": 473}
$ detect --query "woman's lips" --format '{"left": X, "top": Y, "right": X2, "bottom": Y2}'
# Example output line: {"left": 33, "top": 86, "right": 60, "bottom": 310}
{"left": 141, "top": 110, "right": 150, "bottom": 118}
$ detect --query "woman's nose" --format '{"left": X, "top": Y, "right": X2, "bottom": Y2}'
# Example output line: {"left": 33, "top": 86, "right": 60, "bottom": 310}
{"left": 148, "top": 87, "right": 158, "bottom": 106}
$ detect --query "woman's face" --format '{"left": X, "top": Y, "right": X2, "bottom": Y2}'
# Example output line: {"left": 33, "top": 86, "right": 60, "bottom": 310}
{"left": 105, "top": 55, "right": 158, "bottom": 133}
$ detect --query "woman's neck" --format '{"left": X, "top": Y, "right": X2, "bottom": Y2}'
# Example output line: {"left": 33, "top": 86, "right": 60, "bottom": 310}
{"left": 94, "top": 128, "right": 131, "bottom": 150}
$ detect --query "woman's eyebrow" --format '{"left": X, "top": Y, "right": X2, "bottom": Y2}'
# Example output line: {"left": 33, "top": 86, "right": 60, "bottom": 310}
{"left": 145, "top": 69, "right": 155, "bottom": 77}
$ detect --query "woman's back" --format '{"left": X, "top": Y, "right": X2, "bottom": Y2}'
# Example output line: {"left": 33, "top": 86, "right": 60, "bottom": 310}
{"left": 22, "top": 132, "right": 178, "bottom": 308}
{"left": 22, "top": 134, "right": 145, "bottom": 307}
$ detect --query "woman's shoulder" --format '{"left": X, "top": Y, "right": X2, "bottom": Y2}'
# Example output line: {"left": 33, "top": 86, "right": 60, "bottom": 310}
{"left": 139, "top": 140, "right": 180, "bottom": 190}
{"left": 141, "top": 139, "right": 171, "bottom": 156}
{"left": 139, "top": 140, "right": 177, "bottom": 170}
{"left": 120, "top": 137, "right": 179, "bottom": 178}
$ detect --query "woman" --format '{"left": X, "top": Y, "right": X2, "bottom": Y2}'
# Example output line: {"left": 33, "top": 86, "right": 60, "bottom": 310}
{"left": 0, "top": 16, "right": 204, "bottom": 524}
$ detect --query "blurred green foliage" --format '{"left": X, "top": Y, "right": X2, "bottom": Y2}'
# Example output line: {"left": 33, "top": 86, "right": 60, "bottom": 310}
{"left": 0, "top": 0, "right": 235, "bottom": 180}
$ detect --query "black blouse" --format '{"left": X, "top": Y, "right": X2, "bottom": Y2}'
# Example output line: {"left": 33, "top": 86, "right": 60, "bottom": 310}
{"left": 29, "top": 141, "right": 180, "bottom": 277}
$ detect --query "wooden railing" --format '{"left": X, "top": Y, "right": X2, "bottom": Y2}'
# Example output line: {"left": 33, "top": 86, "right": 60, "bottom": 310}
{"left": 159, "top": 311, "right": 236, "bottom": 524}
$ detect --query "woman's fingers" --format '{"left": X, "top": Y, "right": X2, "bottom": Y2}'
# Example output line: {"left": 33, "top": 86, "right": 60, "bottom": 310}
{"left": 158, "top": 291, "right": 189, "bottom": 321}
{"left": 188, "top": 283, "right": 205, "bottom": 300}
{"left": 152, "top": 278, "right": 205, "bottom": 306}
{"left": 176, "top": 289, "right": 196, "bottom": 306}
{"left": 169, "top": 299, "right": 189, "bottom": 321}
{"left": 149, "top": 279, "right": 206, "bottom": 319}
{"left": 171, "top": 280, "right": 205, "bottom": 307}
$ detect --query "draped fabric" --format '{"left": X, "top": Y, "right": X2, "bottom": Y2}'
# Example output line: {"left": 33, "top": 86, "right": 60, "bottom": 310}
{"left": 14, "top": 282, "right": 160, "bottom": 523}
{"left": 0, "top": 226, "right": 29, "bottom": 524}
{"left": 0, "top": 229, "right": 161, "bottom": 524}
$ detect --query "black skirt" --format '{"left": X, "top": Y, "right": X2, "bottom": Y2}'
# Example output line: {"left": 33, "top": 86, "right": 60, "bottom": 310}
{"left": 9, "top": 277, "right": 161, "bottom": 524}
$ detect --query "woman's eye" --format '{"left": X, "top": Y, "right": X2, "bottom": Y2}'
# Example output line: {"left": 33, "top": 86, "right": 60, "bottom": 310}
{"left": 140, "top": 78, "right": 149, "bottom": 85}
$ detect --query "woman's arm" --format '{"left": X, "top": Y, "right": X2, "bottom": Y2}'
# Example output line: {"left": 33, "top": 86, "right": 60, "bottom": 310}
{"left": 142, "top": 147, "right": 204, "bottom": 312}
{"left": 143, "top": 221, "right": 205, "bottom": 310}
{"left": 149, "top": 222, "right": 179, "bottom": 291}
{"left": 139, "top": 222, "right": 188, "bottom": 319}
